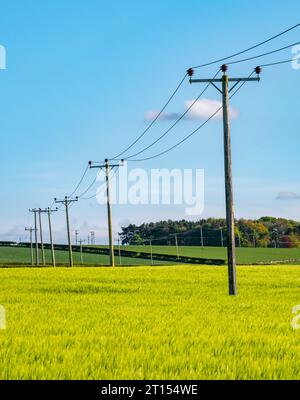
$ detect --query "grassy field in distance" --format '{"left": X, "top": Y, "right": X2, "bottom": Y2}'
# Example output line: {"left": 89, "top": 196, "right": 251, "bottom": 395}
{"left": 1, "top": 265, "right": 300, "bottom": 379}
{"left": 0, "top": 246, "right": 155, "bottom": 266}
{"left": 102, "top": 245, "right": 300, "bottom": 264}
{"left": 0, "top": 245, "right": 299, "bottom": 265}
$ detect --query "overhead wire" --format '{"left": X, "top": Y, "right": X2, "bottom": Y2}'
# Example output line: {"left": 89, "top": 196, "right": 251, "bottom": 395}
{"left": 77, "top": 174, "right": 98, "bottom": 199}
{"left": 123, "top": 69, "right": 221, "bottom": 160}
{"left": 35, "top": 23, "right": 300, "bottom": 218}
{"left": 110, "top": 73, "right": 188, "bottom": 160}
{"left": 109, "top": 25, "right": 300, "bottom": 163}
{"left": 260, "top": 56, "right": 300, "bottom": 67}
{"left": 191, "top": 22, "right": 300, "bottom": 68}
{"left": 68, "top": 163, "right": 89, "bottom": 197}
{"left": 127, "top": 70, "right": 255, "bottom": 162}
{"left": 226, "top": 41, "right": 300, "bottom": 65}
{"left": 79, "top": 167, "right": 118, "bottom": 200}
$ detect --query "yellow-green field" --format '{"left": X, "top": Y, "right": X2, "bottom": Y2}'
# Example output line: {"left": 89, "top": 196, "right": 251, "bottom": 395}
{"left": 1, "top": 265, "right": 300, "bottom": 379}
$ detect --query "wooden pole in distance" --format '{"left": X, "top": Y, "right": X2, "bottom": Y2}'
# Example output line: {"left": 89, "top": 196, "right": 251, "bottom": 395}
{"left": 105, "top": 159, "right": 115, "bottom": 267}
{"left": 221, "top": 73, "right": 237, "bottom": 295}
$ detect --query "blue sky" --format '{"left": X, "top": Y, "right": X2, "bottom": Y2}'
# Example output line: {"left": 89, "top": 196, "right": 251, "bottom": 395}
{"left": 0, "top": 0, "right": 299, "bottom": 243}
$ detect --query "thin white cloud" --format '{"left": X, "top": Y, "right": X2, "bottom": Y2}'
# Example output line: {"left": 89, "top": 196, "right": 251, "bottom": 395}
{"left": 276, "top": 191, "right": 300, "bottom": 200}
{"left": 185, "top": 99, "right": 238, "bottom": 120}
{"left": 145, "top": 98, "right": 239, "bottom": 121}
{"left": 144, "top": 110, "right": 180, "bottom": 121}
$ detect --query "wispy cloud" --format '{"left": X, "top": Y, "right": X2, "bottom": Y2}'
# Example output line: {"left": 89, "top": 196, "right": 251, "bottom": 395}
{"left": 144, "top": 111, "right": 180, "bottom": 121}
{"left": 276, "top": 191, "right": 300, "bottom": 200}
{"left": 145, "top": 98, "right": 239, "bottom": 121}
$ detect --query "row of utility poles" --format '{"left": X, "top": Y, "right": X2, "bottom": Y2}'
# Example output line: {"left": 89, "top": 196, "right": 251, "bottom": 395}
{"left": 26, "top": 203, "right": 95, "bottom": 267}
{"left": 27, "top": 207, "right": 57, "bottom": 266}
{"left": 75, "top": 230, "right": 95, "bottom": 246}
{"left": 27, "top": 159, "right": 119, "bottom": 268}
{"left": 26, "top": 65, "right": 260, "bottom": 296}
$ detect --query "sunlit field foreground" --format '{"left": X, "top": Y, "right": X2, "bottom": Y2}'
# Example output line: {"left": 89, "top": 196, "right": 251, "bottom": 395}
{"left": 1, "top": 265, "right": 300, "bottom": 379}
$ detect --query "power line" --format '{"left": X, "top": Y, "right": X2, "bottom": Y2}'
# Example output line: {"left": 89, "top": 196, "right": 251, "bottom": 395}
{"left": 191, "top": 22, "right": 300, "bottom": 68}
{"left": 128, "top": 106, "right": 222, "bottom": 162}
{"left": 127, "top": 70, "right": 255, "bottom": 162}
{"left": 226, "top": 41, "right": 300, "bottom": 65}
{"left": 68, "top": 164, "right": 89, "bottom": 197}
{"left": 77, "top": 173, "right": 98, "bottom": 199}
{"left": 79, "top": 193, "right": 97, "bottom": 200}
{"left": 80, "top": 168, "right": 118, "bottom": 200}
{"left": 110, "top": 73, "right": 188, "bottom": 160}
{"left": 260, "top": 56, "right": 300, "bottom": 67}
{"left": 123, "top": 70, "right": 220, "bottom": 160}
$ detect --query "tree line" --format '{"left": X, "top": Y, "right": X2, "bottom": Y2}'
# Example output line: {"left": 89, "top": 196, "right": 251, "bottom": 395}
{"left": 119, "top": 217, "right": 300, "bottom": 248}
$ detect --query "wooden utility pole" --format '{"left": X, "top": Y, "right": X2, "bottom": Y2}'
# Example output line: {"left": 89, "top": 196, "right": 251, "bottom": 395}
{"left": 25, "top": 227, "right": 35, "bottom": 265}
{"left": 48, "top": 208, "right": 57, "bottom": 267}
{"left": 29, "top": 208, "right": 39, "bottom": 265}
{"left": 79, "top": 239, "right": 85, "bottom": 265}
{"left": 105, "top": 160, "right": 114, "bottom": 266}
{"left": 149, "top": 239, "right": 153, "bottom": 266}
{"left": 118, "top": 238, "right": 122, "bottom": 265}
{"left": 174, "top": 233, "right": 180, "bottom": 260}
{"left": 75, "top": 230, "right": 79, "bottom": 246}
{"left": 89, "top": 159, "right": 123, "bottom": 267}
{"left": 188, "top": 65, "right": 261, "bottom": 295}
{"left": 39, "top": 208, "right": 58, "bottom": 267}
{"left": 38, "top": 209, "right": 46, "bottom": 265}
{"left": 54, "top": 196, "right": 78, "bottom": 267}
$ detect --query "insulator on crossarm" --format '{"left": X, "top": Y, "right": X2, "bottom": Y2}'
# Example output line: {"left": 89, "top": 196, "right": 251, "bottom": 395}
{"left": 255, "top": 66, "right": 262, "bottom": 76}
{"left": 221, "top": 64, "right": 228, "bottom": 73}
{"left": 187, "top": 68, "right": 194, "bottom": 77}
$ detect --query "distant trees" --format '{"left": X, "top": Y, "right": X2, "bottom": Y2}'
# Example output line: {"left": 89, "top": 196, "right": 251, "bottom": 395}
{"left": 119, "top": 217, "right": 300, "bottom": 248}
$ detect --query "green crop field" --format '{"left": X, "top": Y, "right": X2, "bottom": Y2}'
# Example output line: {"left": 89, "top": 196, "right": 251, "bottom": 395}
{"left": 0, "top": 246, "right": 157, "bottom": 266}
{"left": 115, "top": 245, "right": 300, "bottom": 264}
{"left": 1, "top": 265, "right": 300, "bottom": 379}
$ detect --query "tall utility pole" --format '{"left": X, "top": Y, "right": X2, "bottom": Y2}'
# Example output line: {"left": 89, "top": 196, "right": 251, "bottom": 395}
{"left": 118, "top": 238, "right": 122, "bottom": 265}
{"left": 75, "top": 230, "right": 79, "bottom": 246}
{"left": 29, "top": 208, "right": 39, "bottom": 265}
{"left": 89, "top": 159, "right": 123, "bottom": 267}
{"left": 174, "top": 233, "right": 180, "bottom": 260}
{"left": 188, "top": 64, "right": 261, "bottom": 296}
{"left": 79, "top": 239, "right": 85, "bottom": 265}
{"left": 54, "top": 196, "right": 78, "bottom": 267}
{"left": 47, "top": 208, "right": 57, "bottom": 267}
{"left": 25, "top": 227, "right": 35, "bottom": 266}
{"left": 39, "top": 208, "right": 58, "bottom": 267}
{"left": 38, "top": 209, "right": 46, "bottom": 265}
{"left": 149, "top": 239, "right": 153, "bottom": 266}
